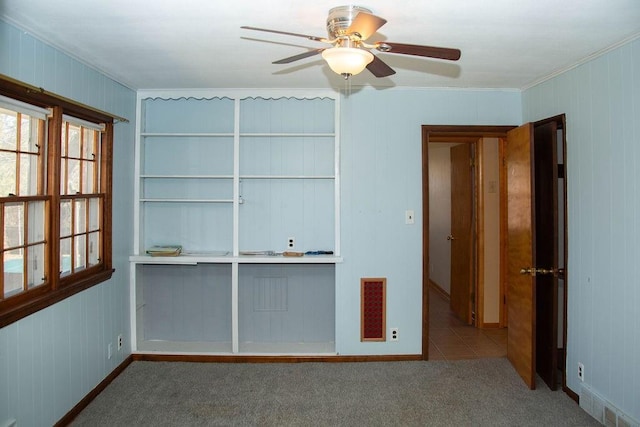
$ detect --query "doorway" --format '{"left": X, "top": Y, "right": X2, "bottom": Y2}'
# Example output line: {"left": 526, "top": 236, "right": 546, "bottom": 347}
{"left": 427, "top": 141, "right": 477, "bottom": 325}
{"left": 421, "top": 119, "right": 568, "bottom": 392}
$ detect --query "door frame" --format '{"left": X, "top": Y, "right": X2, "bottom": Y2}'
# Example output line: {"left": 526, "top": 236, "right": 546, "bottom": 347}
{"left": 421, "top": 119, "right": 570, "bottom": 394}
{"left": 422, "top": 125, "right": 514, "bottom": 359}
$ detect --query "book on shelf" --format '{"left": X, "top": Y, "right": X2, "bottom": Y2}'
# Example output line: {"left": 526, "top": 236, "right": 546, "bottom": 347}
{"left": 146, "top": 245, "right": 182, "bottom": 256}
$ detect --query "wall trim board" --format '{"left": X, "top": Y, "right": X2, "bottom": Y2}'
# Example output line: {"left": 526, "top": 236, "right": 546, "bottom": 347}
{"left": 131, "top": 354, "right": 422, "bottom": 363}
{"left": 479, "top": 322, "right": 500, "bottom": 329}
{"left": 55, "top": 355, "right": 134, "bottom": 426}
{"left": 428, "top": 279, "right": 450, "bottom": 300}
{"left": 564, "top": 386, "right": 579, "bottom": 404}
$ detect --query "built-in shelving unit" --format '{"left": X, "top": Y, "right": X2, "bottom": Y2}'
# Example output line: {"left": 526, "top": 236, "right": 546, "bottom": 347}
{"left": 130, "top": 90, "right": 341, "bottom": 355}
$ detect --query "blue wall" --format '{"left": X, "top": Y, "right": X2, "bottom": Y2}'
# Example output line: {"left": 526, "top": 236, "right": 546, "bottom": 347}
{"left": 0, "top": 20, "right": 136, "bottom": 426}
{"left": 8, "top": 12, "right": 637, "bottom": 426}
{"left": 523, "top": 37, "right": 640, "bottom": 420}
{"left": 336, "top": 88, "right": 521, "bottom": 354}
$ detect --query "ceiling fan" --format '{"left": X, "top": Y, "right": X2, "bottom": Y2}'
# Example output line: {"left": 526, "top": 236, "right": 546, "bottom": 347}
{"left": 241, "top": 5, "right": 461, "bottom": 79}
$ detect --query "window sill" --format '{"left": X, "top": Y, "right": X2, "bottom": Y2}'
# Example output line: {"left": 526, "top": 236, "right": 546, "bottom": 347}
{"left": 0, "top": 268, "right": 114, "bottom": 328}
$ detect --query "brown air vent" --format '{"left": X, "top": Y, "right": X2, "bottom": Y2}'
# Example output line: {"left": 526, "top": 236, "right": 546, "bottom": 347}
{"left": 361, "top": 278, "right": 386, "bottom": 341}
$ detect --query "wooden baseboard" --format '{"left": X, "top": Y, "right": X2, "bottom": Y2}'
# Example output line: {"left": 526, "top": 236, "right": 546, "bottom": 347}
{"left": 132, "top": 353, "right": 423, "bottom": 363}
{"left": 478, "top": 322, "right": 501, "bottom": 329}
{"left": 428, "top": 279, "right": 450, "bottom": 301}
{"left": 55, "top": 355, "right": 133, "bottom": 426}
{"left": 563, "top": 385, "right": 579, "bottom": 404}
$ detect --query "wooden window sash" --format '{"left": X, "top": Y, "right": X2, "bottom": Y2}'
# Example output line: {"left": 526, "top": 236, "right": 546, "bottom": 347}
{"left": 0, "top": 75, "right": 118, "bottom": 328}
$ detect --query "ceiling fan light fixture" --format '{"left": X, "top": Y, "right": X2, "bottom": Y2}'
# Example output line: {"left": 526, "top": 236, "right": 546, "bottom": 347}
{"left": 321, "top": 47, "right": 374, "bottom": 78}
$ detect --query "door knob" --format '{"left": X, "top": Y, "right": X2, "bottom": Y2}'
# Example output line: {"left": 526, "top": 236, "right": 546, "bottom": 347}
{"left": 520, "top": 267, "right": 561, "bottom": 277}
{"left": 447, "top": 235, "right": 456, "bottom": 240}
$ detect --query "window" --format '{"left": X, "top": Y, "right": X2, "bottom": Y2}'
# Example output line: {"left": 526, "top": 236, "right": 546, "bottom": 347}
{"left": 0, "top": 78, "right": 115, "bottom": 327}
{"left": 60, "top": 117, "right": 104, "bottom": 278}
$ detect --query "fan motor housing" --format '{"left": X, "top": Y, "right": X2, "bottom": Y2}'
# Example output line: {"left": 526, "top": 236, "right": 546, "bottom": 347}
{"left": 326, "top": 5, "right": 372, "bottom": 38}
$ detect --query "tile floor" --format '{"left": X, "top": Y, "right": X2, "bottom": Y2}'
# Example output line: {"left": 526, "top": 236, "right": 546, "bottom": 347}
{"left": 428, "top": 288, "right": 508, "bottom": 360}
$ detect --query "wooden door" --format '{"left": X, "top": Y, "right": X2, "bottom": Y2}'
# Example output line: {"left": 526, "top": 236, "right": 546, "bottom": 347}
{"left": 533, "top": 122, "right": 559, "bottom": 390}
{"left": 450, "top": 143, "right": 473, "bottom": 324}
{"left": 506, "top": 123, "right": 536, "bottom": 389}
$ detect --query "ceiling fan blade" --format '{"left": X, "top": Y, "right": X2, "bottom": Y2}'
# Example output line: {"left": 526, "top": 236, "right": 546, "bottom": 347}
{"left": 346, "top": 12, "right": 387, "bottom": 40}
{"left": 366, "top": 55, "right": 396, "bottom": 78}
{"left": 241, "top": 26, "right": 328, "bottom": 43}
{"left": 379, "top": 42, "right": 461, "bottom": 61}
{"left": 273, "top": 48, "right": 325, "bottom": 64}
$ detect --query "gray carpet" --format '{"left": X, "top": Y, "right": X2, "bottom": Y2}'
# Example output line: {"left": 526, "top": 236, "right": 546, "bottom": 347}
{"left": 71, "top": 358, "right": 598, "bottom": 426}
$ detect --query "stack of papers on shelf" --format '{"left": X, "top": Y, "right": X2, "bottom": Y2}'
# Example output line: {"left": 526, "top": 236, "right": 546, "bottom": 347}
{"left": 146, "top": 245, "right": 182, "bottom": 256}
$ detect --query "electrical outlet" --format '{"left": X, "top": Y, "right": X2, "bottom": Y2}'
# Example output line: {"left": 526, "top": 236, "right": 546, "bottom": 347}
{"left": 287, "top": 237, "right": 295, "bottom": 249}
{"left": 578, "top": 362, "right": 584, "bottom": 381}
{"left": 390, "top": 328, "right": 399, "bottom": 341}
{"left": 107, "top": 342, "right": 113, "bottom": 359}
{"left": 117, "top": 334, "right": 123, "bottom": 351}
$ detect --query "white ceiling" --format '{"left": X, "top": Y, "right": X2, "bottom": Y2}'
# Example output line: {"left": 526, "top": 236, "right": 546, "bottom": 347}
{"left": 2, "top": 0, "right": 639, "bottom": 91}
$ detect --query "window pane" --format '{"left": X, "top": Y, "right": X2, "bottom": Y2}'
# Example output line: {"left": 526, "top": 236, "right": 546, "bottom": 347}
{"left": 60, "top": 238, "right": 71, "bottom": 276}
{"left": 19, "top": 114, "right": 30, "bottom": 152}
{"left": 19, "top": 153, "right": 39, "bottom": 196}
{"left": 22, "top": 116, "right": 41, "bottom": 153}
{"left": 4, "top": 248, "right": 23, "bottom": 297}
{"left": 75, "top": 199, "right": 86, "bottom": 234}
{"left": 60, "top": 199, "right": 72, "bottom": 237}
{"left": 74, "top": 234, "right": 86, "bottom": 272}
{"left": 0, "top": 152, "right": 16, "bottom": 196}
{"left": 4, "top": 203, "right": 24, "bottom": 248}
{"left": 27, "top": 244, "right": 45, "bottom": 289}
{"left": 88, "top": 231, "right": 100, "bottom": 266}
{"left": 27, "top": 200, "right": 45, "bottom": 243}
{"left": 65, "top": 158, "right": 80, "bottom": 194}
{"left": 88, "top": 198, "right": 100, "bottom": 231}
{"left": 82, "top": 160, "right": 94, "bottom": 193}
{"left": 0, "top": 109, "right": 17, "bottom": 151}
{"left": 82, "top": 129, "right": 95, "bottom": 159}
{"left": 67, "top": 123, "right": 80, "bottom": 158}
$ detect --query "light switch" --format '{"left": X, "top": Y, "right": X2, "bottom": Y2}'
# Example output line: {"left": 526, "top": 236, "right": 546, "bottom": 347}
{"left": 405, "top": 210, "right": 415, "bottom": 224}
